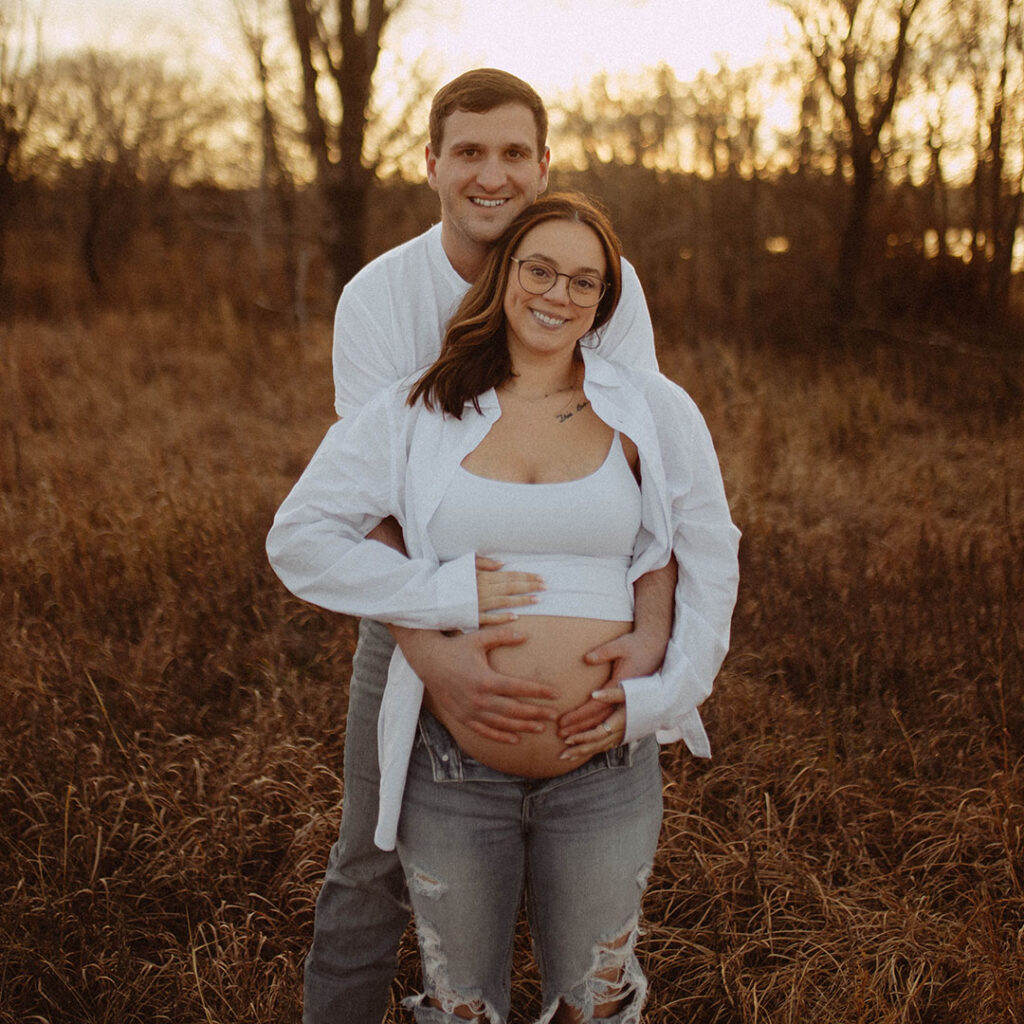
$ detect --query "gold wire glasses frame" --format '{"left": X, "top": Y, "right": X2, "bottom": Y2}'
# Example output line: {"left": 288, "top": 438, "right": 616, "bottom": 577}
{"left": 509, "top": 257, "right": 608, "bottom": 308}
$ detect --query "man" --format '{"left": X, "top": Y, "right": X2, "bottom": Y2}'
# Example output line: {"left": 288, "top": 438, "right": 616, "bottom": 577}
{"left": 305, "top": 69, "right": 676, "bottom": 1024}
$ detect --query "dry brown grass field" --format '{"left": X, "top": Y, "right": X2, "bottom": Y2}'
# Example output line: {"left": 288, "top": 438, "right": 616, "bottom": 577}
{"left": 1, "top": 306, "right": 1021, "bottom": 1023}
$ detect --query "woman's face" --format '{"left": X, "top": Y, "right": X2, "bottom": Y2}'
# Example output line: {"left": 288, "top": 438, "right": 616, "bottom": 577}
{"left": 503, "top": 219, "right": 607, "bottom": 365}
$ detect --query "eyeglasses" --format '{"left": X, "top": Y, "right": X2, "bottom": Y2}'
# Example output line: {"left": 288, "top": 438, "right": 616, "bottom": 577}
{"left": 509, "top": 257, "right": 608, "bottom": 308}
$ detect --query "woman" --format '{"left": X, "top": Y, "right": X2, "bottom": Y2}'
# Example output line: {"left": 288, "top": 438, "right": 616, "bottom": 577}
{"left": 267, "top": 193, "right": 740, "bottom": 1023}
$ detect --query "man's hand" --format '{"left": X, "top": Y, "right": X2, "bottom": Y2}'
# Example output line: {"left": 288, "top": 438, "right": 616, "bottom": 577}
{"left": 391, "top": 624, "right": 558, "bottom": 744}
{"left": 372, "top": 517, "right": 552, "bottom": 742}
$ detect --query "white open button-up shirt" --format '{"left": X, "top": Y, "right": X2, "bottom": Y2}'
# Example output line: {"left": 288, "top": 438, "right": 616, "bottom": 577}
{"left": 268, "top": 348, "right": 740, "bottom": 849}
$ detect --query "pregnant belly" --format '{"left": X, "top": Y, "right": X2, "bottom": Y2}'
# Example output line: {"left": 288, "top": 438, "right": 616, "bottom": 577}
{"left": 424, "top": 615, "right": 632, "bottom": 778}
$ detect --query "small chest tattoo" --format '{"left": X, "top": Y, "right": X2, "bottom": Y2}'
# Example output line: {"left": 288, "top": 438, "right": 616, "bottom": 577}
{"left": 556, "top": 400, "right": 591, "bottom": 424}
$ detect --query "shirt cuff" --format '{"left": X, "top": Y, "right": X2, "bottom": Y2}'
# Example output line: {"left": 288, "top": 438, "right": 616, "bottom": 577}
{"left": 620, "top": 672, "right": 668, "bottom": 743}
{"left": 620, "top": 672, "right": 713, "bottom": 756}
{"left": 431, "top": 551, "right": 480, "bottom": 631}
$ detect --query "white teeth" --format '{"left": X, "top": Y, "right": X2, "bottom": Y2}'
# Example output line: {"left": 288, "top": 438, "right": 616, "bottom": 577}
{"left": 532, "top": 310, "right": 566, "bottom": 327}
{"left": 472, "top": 198, "right": 506, "bottom": 207}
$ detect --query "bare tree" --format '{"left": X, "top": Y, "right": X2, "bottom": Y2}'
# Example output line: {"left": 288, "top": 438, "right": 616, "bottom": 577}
{"left": 975, "top": 0, "right": 1024, "bottom": 316}
{"left": 37, "top": 49, "right": 228, "bottom": 291}
{"left": 900, "top": 0, "right": 1024, "bottom": 321}
{"left": 556, "top": 63, "right": 778, "bottom": 338}
{"left": 774, "top": 0, "right": 925, "bottom": 324}
{"left": 283, "top": 0, "right": 426, "bottom": 289}
{"left": 234, "top": 0, "right": 305, "bottom": 321}
{"left": 0, "top": 0, "right": 41, "bottom": 306}
{"left": 916, "top": 64, "right": 954, "bottom": 261}
{"left": 559, "top": 61, "right": 769, "bottom": 176}
{"left": 557, "top": 65, "right": 695, "bottom": 171}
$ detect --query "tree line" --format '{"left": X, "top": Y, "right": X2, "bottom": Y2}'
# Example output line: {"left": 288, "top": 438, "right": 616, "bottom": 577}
{"left": 2, "top": 0, "right": 1022, "bottom": 344}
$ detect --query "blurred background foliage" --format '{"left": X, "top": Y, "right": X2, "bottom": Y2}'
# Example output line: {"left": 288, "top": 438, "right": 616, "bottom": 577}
{"left": 1, "top": 0, "right": 1023, "bottom": 348}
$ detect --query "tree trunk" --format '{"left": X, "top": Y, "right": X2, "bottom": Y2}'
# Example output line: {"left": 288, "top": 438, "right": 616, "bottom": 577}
{"left": 833, "top": 147, "right": 875, "bottom": 325}
{"left": 779, "top": 0, "right": 922, "bottom": 330}
{"left": 285, "top": 0, "right": 400, "bottom": 289}
{"left": 0, "top": 166, "right": 14, "bottom": 313}
{"left": 323, "top": 171, "right": 372, "bottom": 293}
{"left": 985, "top": 0, "right": 1021, "bottom": 320}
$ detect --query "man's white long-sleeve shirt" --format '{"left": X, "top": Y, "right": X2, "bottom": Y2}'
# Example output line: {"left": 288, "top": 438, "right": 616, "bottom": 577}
{"left": 268, "top": 349, "right": 741, "bottom": 850}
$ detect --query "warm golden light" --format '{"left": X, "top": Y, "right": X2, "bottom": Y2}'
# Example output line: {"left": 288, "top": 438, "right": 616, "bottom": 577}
{"left": 28, "top": 0, "right": 791, "bottom": 96}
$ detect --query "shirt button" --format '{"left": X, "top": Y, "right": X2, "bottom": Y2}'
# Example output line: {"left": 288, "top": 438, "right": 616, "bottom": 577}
{"left": 441, "top": 754, "right": 449, "bottom": 762}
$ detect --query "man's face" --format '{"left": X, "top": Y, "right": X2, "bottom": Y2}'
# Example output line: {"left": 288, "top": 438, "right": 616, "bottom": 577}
{"left": 426, "top": 103, "right": 550, "bottom": 278}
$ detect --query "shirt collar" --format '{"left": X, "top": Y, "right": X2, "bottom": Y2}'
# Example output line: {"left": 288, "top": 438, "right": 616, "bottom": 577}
{"left": 581, "top": 344, "right": 626, "bottom": 388}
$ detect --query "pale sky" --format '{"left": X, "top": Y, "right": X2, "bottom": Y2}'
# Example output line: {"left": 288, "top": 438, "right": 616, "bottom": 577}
{"left": 29, "top": 0, "right": 792, "bottom": 99}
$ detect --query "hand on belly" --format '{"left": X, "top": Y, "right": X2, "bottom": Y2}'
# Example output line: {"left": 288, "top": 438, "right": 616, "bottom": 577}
{"left": 426, "top": 615, "right": 631, "bottom": 778}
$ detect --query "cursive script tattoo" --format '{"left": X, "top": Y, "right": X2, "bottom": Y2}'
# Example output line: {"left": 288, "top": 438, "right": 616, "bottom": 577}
{"left": 556, "top": 400, "right": 591, "bottom": 423}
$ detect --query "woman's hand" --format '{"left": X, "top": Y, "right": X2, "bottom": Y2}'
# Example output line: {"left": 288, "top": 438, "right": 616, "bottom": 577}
{"left": 391, "top": 625, "right": 559, "bottom": 743}
{"left": 559, "top": 685, "right": 626, "bottom": 761}
{"left": 475, "top": 555, "right": 545, "bottom": 626}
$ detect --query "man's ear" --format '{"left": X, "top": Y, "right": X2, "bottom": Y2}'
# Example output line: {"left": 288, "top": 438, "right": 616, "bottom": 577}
{"left": 538, "top": 147, "right": 552, "bottom": 194}
{"left": 425, "top": 144, "right": 439, "bottom": 190}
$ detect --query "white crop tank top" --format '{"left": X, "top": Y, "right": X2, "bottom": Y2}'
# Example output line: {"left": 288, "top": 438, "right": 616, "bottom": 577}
{"left": 428, "top": 433, "right": 642, "bottom": 620}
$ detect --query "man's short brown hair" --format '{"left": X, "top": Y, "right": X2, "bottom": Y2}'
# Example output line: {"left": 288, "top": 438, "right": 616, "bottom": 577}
{"left": 429, "top": 69, "right": 548, "bottom": 157}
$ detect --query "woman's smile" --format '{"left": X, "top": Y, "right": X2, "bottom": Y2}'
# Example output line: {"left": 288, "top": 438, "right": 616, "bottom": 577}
{"left": 530, "top": 308, "right": 569, "bottom": 328}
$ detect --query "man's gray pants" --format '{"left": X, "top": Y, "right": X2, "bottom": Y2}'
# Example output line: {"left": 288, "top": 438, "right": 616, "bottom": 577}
{"left": 303, "top": 618, "right": 407, "bottom": 1024}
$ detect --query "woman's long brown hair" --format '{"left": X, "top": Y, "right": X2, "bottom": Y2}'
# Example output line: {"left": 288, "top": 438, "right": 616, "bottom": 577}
{"left": 408, "top": 192, "right": 624, "bottom": 417}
